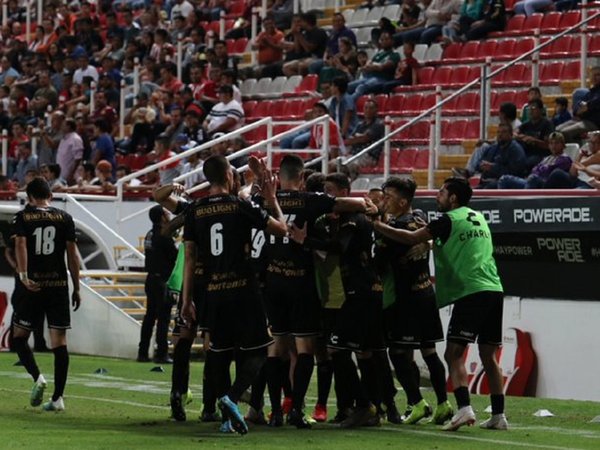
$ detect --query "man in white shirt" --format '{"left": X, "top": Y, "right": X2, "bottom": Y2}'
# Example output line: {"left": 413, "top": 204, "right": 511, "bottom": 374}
{"left": 73, "top": 55, "right": 99, "bottom": 85}
{"left": 203, "top": 85, "right": 245, "bottom": 138}
{"left": 171, "top": 0, "right": 194, "bottom": 20}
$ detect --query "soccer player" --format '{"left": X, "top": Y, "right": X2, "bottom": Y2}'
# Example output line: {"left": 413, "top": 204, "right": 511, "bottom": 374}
{"left": 11, "top": 177, "right": 81, "bottom": 411}
{"left": 181, "top": 155, "right": 288, "bottom": 435}
{"left": 373, "top": 177, "right": 507, "bottom": 431}
{"left": 375, "top": 177, "right": 453, "bottom": 425}
{"left": 254, "top": 155, "right": 375, "bottom": 428}
{"left": 290, "top": 173, "right": 384, "bottom": 428}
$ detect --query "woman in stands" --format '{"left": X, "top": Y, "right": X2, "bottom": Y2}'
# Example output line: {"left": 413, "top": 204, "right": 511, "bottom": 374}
{"left": 464, "top": 0, "right": 506, "bottom": 41}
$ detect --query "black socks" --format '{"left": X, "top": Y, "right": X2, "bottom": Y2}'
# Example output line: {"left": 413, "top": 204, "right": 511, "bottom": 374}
{"left": 52, "top": 345, "right": 69, "bottom": 401}
{"left": 13, "top": 337, "right": 40, "bottom": 381}
{"left": 454, "top": 386, "right": 470, "bottom": 409}
{"left": 172, "top": 337, "right": 193, "bottom": 395}
{"left": 316, "top": 359, "right": 334, "bottom": 406}
{"left": 292, "top": 353, "right": 314, "bottom": 411}
{"left": 424, "top": 353, "right": 448, "bottom": 404}
{"left": 390, "top": 352, "right": 423, "bottom": 406}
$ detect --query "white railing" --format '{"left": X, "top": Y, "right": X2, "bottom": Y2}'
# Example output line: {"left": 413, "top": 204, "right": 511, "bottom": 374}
{"left": 340, "top": 8, "right": 600, "bottom": 189}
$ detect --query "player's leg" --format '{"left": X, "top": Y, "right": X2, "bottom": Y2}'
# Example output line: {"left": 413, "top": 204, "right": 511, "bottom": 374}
{"left": 389, "top": 348, "right": 429, "bottom": 423}
{"left": 42, "top": 328, "right": 68, "bottom": 411}
{"left": 246, "top": 362, "right": 267, "bottom": 425}
{"left": 312, "top": 337, "right": 333, "bottom": 422}
{"left": 201, "top": 331, "right": 220, "bottom": 421}
{"left": 12, "top": 325, "right": 46, "bottom": 402}
{"left": 421, "top": 345, "right": 453, "bottom": 424}
{"left": 442, "top": 341, "right": 476, "bottom": 431}
{"left": 138, "top": 276, "right": 160, "bottom": 362}
{"left": 288, "top": 335, "right": 315, "bottom": 428}
{"left": 265, "top": 335, "right": 289, "bottom": 426}
{"left": 330, "top": 349, "right": 359, "bottom": 422}
{"left": 171, "top": 324, "right": 197, "bottom": 421}
{"left": 376, "top": 350, "right": 402, "bottom": 424}
{"left": 154, "top": 283, "right": 173, "bottom": 363}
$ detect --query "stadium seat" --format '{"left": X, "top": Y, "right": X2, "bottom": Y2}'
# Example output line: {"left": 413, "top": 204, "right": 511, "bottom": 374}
{"left": 562, "top": 60, "right": 580, "bottom": 81}
{"left": 413, "top": 44, "right": 428, "bottom": 62}
{"left": 403, "top": 94, "right": 423, "bottom": 115}
{"left": 349, "top": 8, "right": 369, "bottom": 27}
{"left": 558, "top": 9, "right": 581, "bottom": 30}
{"left": 516, "top": 13, "right": 544, "bottom": 36}
{"left": 356, "top": 95, "right": 369, "bottom": 116}
{"left": 251, "top": 100, "right": 272, "bottom": 120}
{"left": 457, "top": 41, "right": 480, "bottom": 62}
{"left": 442, "top": 119, "right": 468, "bottom": 143}
{"left": 453, "top": 91, "right": 480, "bottom": 115}
{"left": 540, "top": 61, "right": 564, "bottom": 85}
{"left": 385, "top": 94, "right": 406, "bottom": 116}
{"left": 225, "top": 0, "right": 246, "bottom": 19}
{"left": 270, "top": 99, "right": 286, "bottom": 120}
{"left": 540, "top": 11, "right": 561, "bottom": 34}
{"left": 286, "top": 74, "right": 319, "bottom": 96}
{"left": 465, "top": 120, "right": 480, "bottom": 139}
{"left": 373, "top": 94, "right": 388, "bottom": 113}
{"left": 489, "top": 15, "right": 525, "bottom": 37}
{"left": 568, "top": 35, "right": 582, "bottom": 56}
{"left": 447, "top": 66, "right": 472, "bottom": 88}
{"left": 232, "top": 37, "right": 249, "bottom": 54}
{"left": 414, "top": 149, "right": 430, "bottom": 169}
{"left": 240, "top": 78, "right": 257, "bottom": 97}
{"left": 478, "top": 40, "right": 498, "bottom": 61}
{"left": 406, "top": 66, "right": 435, "bottom": 90}
{"left": 364, "top": 6, "right": 385, "bottom": 26}
{"left": 589, "top": 9, "right": 600, "bottom": 31}
{"left": 429, "top": 67, "right": 452, "bottom": 88}
{"left": 491, "top": 90, "right": 516, "bottom": 112}
{"left": 590, "top": 34, "right": 600, "bottom": 56}
{"left": 424, "top": 43, "right": 443, "bottom": 63}
{"left": 280, "top": 99, "right": 307, "bottom": 120}
{"left": 499, "top": 63, "right": 531, "bottom": 87}
{"left": 512, "top": 37, "right": 535, "bottom": 59}
{"left": 225, "top": 38, "right": 235, "bottom": 54}
{"left": 441, "top": 42, "right": 461, "bottom": 61}
{"left": 242, "top": 100, "right": 257, "bottom": 118}
{"left": 495, "top": 38, "right": 517, "bottom": 59}
{"left": 441, "top": 95, "right": 458, "bottom": 115}
{"left": 282, "top": 75, "right": 302, "bottom": 95}
{"left": 252, "top": 77, "right": 272, "bottom": 98}
{"left": 401, "top": 121, "right": 430, "bottom": 144}
{"left": 394, "top": 148, "right": 418, "bottom": 170}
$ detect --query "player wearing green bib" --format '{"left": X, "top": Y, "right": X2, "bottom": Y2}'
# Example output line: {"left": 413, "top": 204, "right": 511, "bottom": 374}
{"left": 373, "top": 177, "right": 507, "bottom": 432}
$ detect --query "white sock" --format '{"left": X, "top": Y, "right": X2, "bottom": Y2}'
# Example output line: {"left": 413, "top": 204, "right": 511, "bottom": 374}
{"left": 36, "top": 374, "right": 46, "bottom": 385}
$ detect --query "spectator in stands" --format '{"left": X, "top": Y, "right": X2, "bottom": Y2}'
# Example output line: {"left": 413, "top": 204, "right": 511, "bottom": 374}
{"left": 521, "top": 87, "right": 547, "bottom": 123}
{"left": 374, "top": 0, "right": 423, "bottom": 46}
{"left": 347, "top": 32, "right": 400, "bottom": 101}
{"left": 170, "top": 14, "right": 188, "bottom": 44}
{"left": 90, "top": 91, "right": 118, "bottom": 132}
{"left": 552, "top": 97, "right": 572, "bottom": 128}
{"left": 280, "top": 108, "right": 312, "bottom": 149}
{"left": 40, "top": 163, "right": 67, "bottom": 192}
{"left": 343, "top": 98, "right": 385, "bottom": 173}
{"left": 282, "top": 12, "right": 328, "bottom": 77}
{"left": 92, "top": 119, "right": 117, "bottom": 174}
{"left": 0, "top": 55, "right": 20, "bottom": 86}
{"left": 11, "top": 142, "right": 38, "bottom": 188}
{"left": 75, "top": 17, "right": 104, "bottom": 55}
{"left": 372, "top": 41, "right": 419, "bottom": 93}
{"left": 394, "top": 0, "right": 461, "bottom": 46}
{"left": 318, "top": 36, "right": 358, "bottom": 84}
{"left": 308, "top": 13, "right": 357, "bottom": 77}
{"left": 270, "top": 0, "right": 294, "bottom": 30}
{"left": 180, "top": 150, "right": 207, "bottom": 189}
{"left": 182, "top": 28, "right": 206, "bottom": 70}
{"left": 220, "top": 69, "right": 242, "bottom": 104}
{"left": 159, "top": 62, "right": 184, "bottom": 95}
{"left": 37, "top": 111, "right": 65, "bottom": 167}
{"left": 516, "top": 98, "right": 554, "bottom": 169}
{"left": 252, "top": 15, "right": 285, "bottom": 78}
{"left": 513, "top": 0, "right": 553, "bottom": 16}
{"left": 329, "top": 76, "right": 358, "bottom": 139}
{"left": 477, "top": 122, "right": 527, "bottom": 188}
{"left": 122, "top": 8, "right": 141, "bottom": 46}
{"left": 464, "top": 0, "right": 506, "bottom": 41}
{"left": 0, "top": 174, "right": 17, "bottom": 192}
{"left": 172, "top": 0, "right": 195, "bottom": 20}
{"left": 441, "top": 0, "right": 484, "bottom": 44}
{"left": 546, "top": 131, "right": 600, "bottom": 189}
{"left": 183, "top": 107, "right": 205, "bottom": 145}
{"left": 498, "top": 132, "right": 572, "bottom": 188}
{"left": 309, "top": 102, "right": 344, "bottom": 158}
{"left": 73, "top": 55, "right": 99, "bottom": 84}
{"left": 150, "top": 135, "right": 182, "bottom": 185}
{"left": 56, "top": 118, "right": 84, "bottom": 185}
{"left": 202, "top": 84, "right": 244, "bottom": 137}
{"left": 115, "top": 165, "right": 144, "bottom": 190}
{"left": 213, "top": 39, "right": 239, "bottom": 78}
{"left": 556, "top": 66, "right": 600, "bottom": 143}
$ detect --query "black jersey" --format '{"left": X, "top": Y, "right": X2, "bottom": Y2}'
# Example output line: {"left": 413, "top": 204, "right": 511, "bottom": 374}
{"left": 335, "top": 212, "right": 381, "bottom": 296}
{"left": 264, "top": 190, "right": 336, "bottom": 280}
{"left": 375, "top": 211, "right": 434, "bottom": 305}
{"left": 144, "top": 226, "right": 177, "bottom": 280}
{"left": 12, "top": 205, "right": 76, "bottom": 287}
{"left": 183, "top": 194, "right": 269, "bottom": 294}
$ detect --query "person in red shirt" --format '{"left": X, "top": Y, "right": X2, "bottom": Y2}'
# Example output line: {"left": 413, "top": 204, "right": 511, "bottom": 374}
{"left": 160, "top": 62, "right": 184, "bottom": 95}
{"left": 253, "top": 16, "right": 285, "bottom": 77}
{"left": 8, "top": 122, "right": 30, "bottom": 159}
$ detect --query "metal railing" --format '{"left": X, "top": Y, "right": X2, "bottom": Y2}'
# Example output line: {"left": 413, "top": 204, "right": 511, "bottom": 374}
{"left": 339, "top": 6, "right": 600, "bottom": 189}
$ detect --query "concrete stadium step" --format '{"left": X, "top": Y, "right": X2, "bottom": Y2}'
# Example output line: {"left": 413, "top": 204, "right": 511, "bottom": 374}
{"left": 412, "top": 169, "right": 453, "bottom": 189}
{"left": 438, "top": 154, "right": 470, "bottom": 170}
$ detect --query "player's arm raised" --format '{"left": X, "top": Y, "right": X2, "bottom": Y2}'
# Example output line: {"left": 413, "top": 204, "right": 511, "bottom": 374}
{"left": 373, "top": 220, "right": 433, "bottom": 246}
{"left": 333, "top": 196, "right": 378, "bottom": 215}
{"left": 153, "top": 183, "right": 185, "bottom": 213}
{"left": 66, "top": 241, "right": 81, "bottom": 311}
{"left": 260, "top": 163, "right": 288, "bottom": 238}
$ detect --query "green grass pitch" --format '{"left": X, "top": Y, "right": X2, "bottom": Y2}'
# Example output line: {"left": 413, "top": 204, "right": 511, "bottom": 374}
{"left": 1, "top": 353, "right": 599, "bottom": 449}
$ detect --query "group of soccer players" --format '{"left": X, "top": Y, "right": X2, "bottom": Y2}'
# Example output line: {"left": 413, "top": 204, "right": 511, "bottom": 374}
{"left": 155, "top": 154, "right": 508, "bottom": 434}
{"left": 11, "top": 154, "right": 508, "bottom": 435}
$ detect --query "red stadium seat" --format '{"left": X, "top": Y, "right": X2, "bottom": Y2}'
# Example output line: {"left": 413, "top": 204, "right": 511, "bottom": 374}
{"left": 430, "top": 67, "right": 452, "bottom": 88}
{"left": 490, "top": 15, "right": 524, "bottom": 37}
{"left": 512, "top": 37, "right": 535, "bottom": 58}
{"left": 491, "top": 90, "right": 516, "bottom": 112}
{"left": 232, "top": 38, "right": 248, "bottom": 54}
{"left": 453, "top": 92, "right": 479, "bottom": 115}
{"left": 516, "top": 13, "right": 544, "bottom": 36}
{"left": 225, "top": 39, "right": 235, "bottom": 54}
{"left": 539, "top": 61, "right": 564, "bottom": 85}
{"left": 394, "top": 148, "right": 418, "bottom": 170}
{"left": 420, "top": 93, "right": 437, "bottom": 112}
{"left": 385, "top": 94, "right": 406, "bottom": 115}
{"left": 414, "top": 149, "right": 430, "bottom": 169}
{"left": 442, "top": 95, "right": 458, "bottom": 115}
{"left": 447, "top": 66, "right": 471, "bottom": 87}
{"left": 540, "top": 11, "right": 561, "bottom": 34}
{"left": 457, "top": 41, "right": 480, "bottom": 62}
{"left": 590, "top": 34, "right": 600, "bottom": 56}
{"left": 280, "top": 99, "right": 306, "bottom": 120}
{"left": 479, "top": 40, "right": 498, "bottom": 61}
{"left": 285, "top": 74, "right": 318, "bottom": 96}
{"left": 226, "top": 0, "right": 246, "bottom": 18}
{"left": 373, "top": 94, "right": 388, "bottom": 113}
{"left": 252, "top": 100, "right": 272, "bottom": 119}
{"left": 558, "top": 10, "right": 581, "bottom": 29}
{"left": 589, "top": 9, "right": 600, "bottom": 31}
{"left": 356, "top": 95, "right": 369, "bottom": 115}
{"left": 441, "top": 42, "right": 462, "bottom": 61}
{"left": 495, "top": 38, "right": 517, "bottom": 59}
{"left": 562, "top": 60, "right": 580, "bottom": 81}
{"left": 403, "top": 94, "right": 423, "bottom": 115}
{"left": 568, "top": 35, "right": 582, "bottom": 55}
{"left": 242, "top": 100, "right": 257, "bottom": 119}
{"left": 403, "top": 121, "right": 430, "bottom": 144}
{"left": 270, "top": 99, "right": 286, "bottom": 120}
{"left": 442, "top": 119, "right": 468, "bottom": 143}
{"left": 465, "top": 120, "right": 480, "bottom": 140}
{"left": 130, "top": 154, "right": 148, "bottom": 171}
{"left": 501, "top": 63, "right": 531, "bottom": 87}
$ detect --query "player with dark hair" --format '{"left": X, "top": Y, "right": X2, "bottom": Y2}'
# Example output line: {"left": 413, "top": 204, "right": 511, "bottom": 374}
{"left": 373, "top": 177, "right": 507, "bottom": 431}
{"left": 254, "top": 155, "right": 376, "bottom": 428}
{"left": 375, "top": 177, "right": 453, "bottom": 425}
{"left": 181, "top": 155, "right": 288, "bottom": 435}
{"left": 11, "top": 177, "right": 81, "bottom": 411}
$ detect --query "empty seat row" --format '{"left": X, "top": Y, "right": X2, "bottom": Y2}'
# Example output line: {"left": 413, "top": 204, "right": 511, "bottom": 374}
{"left": 243, "top": 97, "right": 320, "bottom": 122}
{"left": 241, "top": 75, "right": 319, "bottom": 99}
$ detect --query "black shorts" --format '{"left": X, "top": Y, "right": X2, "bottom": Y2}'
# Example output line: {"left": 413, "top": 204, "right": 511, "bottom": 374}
{"left": 320, "top": 308, "right": 339, "bottom": 339}
{"left": 206, "top": 287, "right": 273, "bottom": 352}
{"left": 447, "top": 291, "right": 504, "bottom": 346}
{"left": 385, "top": 294, "right": 444, "bottom": 349}
{"left": 265, "top": 276, "right": 321, "bottom": 337}
{"left": 328, "top": 293, "right": 385, "bottom": 353}
{"left": 12, "top": 286, "right": 70, "bottom": 331}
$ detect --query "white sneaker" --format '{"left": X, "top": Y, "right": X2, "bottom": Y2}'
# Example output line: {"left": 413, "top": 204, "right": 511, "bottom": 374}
{"left": 480, "top": 413, "right": 509, "bottom": 430}
{"left": 442, "top": 405, "right": 476, "bottom": 431}
{"left": 42, "top": 396, "right": 65, "bottom": 411}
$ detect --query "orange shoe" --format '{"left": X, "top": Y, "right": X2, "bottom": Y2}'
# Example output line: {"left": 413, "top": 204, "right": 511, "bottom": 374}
{"left": 312, "top": 404, "right": 327, "bottom": 422}
{"left": 282, "top": 397, "right": 293, "bottom": 415}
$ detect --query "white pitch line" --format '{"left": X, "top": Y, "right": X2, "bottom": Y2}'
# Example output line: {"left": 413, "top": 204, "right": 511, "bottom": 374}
{"left": 378, "top": 426, "right": 586, "bottom": 450}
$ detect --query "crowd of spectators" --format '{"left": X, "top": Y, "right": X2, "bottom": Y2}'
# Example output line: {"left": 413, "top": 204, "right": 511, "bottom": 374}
{"left": 0, "top": 0, "right": 597, "bottom": 195}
